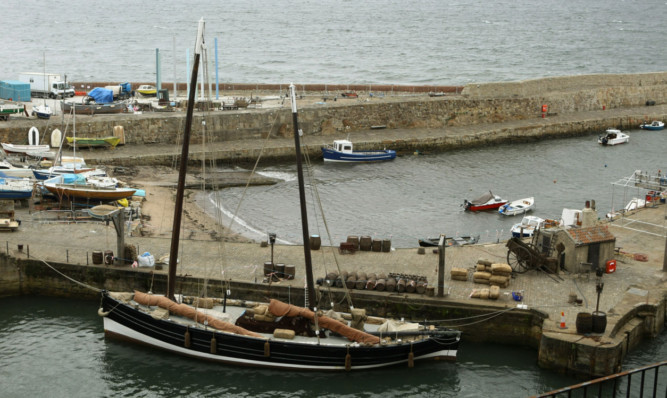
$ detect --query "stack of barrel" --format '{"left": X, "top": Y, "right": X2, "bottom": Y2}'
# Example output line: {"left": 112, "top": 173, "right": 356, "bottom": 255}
{"left": 319, "top": 270, "right": 427, "bottom": 294}
{"left": 342, "top": 235, "right": 391, "bottom": 253}
{"left": 473, "top": 259, "right": 512, "bottom": 288}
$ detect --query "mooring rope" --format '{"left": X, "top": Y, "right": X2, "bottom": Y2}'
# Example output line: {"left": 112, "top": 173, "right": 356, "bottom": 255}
{"left": 36, "top": 257, "right": 101, "bottom": 293}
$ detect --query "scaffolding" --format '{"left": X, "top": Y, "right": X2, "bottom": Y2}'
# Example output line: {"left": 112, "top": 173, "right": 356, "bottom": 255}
{"left": 608, "top": 169, "right": 667, "bottom": 238}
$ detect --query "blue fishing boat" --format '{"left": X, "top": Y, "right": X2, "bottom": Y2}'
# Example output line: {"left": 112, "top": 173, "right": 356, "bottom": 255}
{"left": 639, "top": 120, "right": 664, "bottom": 131}
{"left": 321, "top": 139, "right": 396, "bottom": 162}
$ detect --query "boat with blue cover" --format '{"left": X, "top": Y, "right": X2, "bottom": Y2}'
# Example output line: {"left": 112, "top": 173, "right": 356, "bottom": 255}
{"left": 322, "top": 139, "right": 396, "bottom": 162}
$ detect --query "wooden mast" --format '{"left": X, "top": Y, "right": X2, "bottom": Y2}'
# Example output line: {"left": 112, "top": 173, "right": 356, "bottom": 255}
{"left": 167, "top": 18, "right": 205, "bottom": 301}
{"left": 289, "top": 83, "right": 317, "bottom": 310}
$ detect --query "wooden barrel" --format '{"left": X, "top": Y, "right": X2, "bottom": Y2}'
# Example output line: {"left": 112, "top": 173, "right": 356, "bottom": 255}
{"left": 359, "top": 236, "right": 372, "bottom": 251}
{"left": 355, "top": 272, "right": 367, "bottom": 289}
{"left": 335, "top": 271, "right": 348, "bottom": 288}
{"left": 381, "top": 239, "right": 391, "bottom": 252}
{"left": 375, "top": 278, "right": 386, "bottom": 291}
{"left": 576, "top": 312, "right": 592, "bottom": 334}
{"left": 309, "top": 235, "right": 321, "bottom": 250}
{"left": 371, "top": 239, "right": 382, "bottom": 252}
{"left": 406, "top": 280, "right": 416, "bottom": 293}
{"left": 417, "top": 247, "right": 426, "bottom": 255}
{"left": 104, "top": 250, "right": 114, "bottom": 265}
{"left": 346, "top": 235, "right": 360, "bottom": 250}
{"left": 345, "top": 272, "right": 357, "bottom": 289}
{"left": 92, "top": 250, "right": 103, "bottom": 265}
{"left": 263, "top": 261, "right": 274, "bottom": 276}
{"left": 426, "top": 286, "right": 435, "bottom": 297}
{"left": 274, "top": 263, "right": 285, "bottom": 278}
{"left": 385, "top": 277, "right": 397, "bottom": 292}
{"left": 592, "top": 311, "right": 607, "bottom": 334}
{"left": 397, "top": 279, "right": 406, "bottom": 293}
{"left": 416, "top": 280, "right": 427, "bottom": 294}
{"left": 325, "top": 271, "right": 337, "bottom": 286}
{"left": 366, "top": 273, "right": 377, "bottom": 290}
{"left": 284, "top": 264, "right": 295, "bottom": 280}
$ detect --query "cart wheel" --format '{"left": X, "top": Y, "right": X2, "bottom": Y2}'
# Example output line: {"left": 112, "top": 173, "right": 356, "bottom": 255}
{"left": 507, "top": 246, "right": 531, "bottom": 273}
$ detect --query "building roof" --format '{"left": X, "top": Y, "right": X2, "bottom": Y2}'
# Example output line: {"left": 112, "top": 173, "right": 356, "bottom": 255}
{"left": 567, "top": 225, "right": 616, "bottom": 246}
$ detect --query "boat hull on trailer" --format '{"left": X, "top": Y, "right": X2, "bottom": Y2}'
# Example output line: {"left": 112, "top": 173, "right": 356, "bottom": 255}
{"left": 101, "top": 291, "right": 460, "bottom": 371}
{"left": 61, "top": 101, "right": 126, "bottom": 115}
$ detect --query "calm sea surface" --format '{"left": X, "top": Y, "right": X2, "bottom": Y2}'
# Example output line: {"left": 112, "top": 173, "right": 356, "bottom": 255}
{"left": 2, "top": 1, "right": 666, "bottom": 396}
{"left": 2, "top": 0, "right": 666, "bottom": 84}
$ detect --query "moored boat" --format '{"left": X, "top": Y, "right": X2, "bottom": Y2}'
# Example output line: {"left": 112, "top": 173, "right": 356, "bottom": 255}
{"left": 498, "top": 197, "right": 535, "bottom": 216}
{"left": 510, "top": 215, "right": 546, "bottom": 238}
{"left": 41, "top": 173, "right": 135, "bottom": 201}
{"left": 136, "top": 85, "right": 157, "bottom": 96}
{"left": 418, "top": 235, "right": 480, "bottom": 247}
{"left": 463, "top": 191, "right": 508, "bottom": 212}
{"left": 98, "top": 20, "right": 461, "bottom": 371}
{"left": 1, "top": 142, "right": 51, "bottom": 156}
{"left": 598, "top": 129, "right": 629, "bottom": 146}
{"left": 322, "top": 139, "right": 396, "bottom": 162}
{"left": 639, "top": 120, "right": 664, "bottom": 131}
{"left": 0, "top": 176, "right": 33, "bottom": 200}
{"left": 66, "top": 136, "right": 121, "bottom": 149}
{"left": 32, "top": 103, "right": 52, "bottom": 119}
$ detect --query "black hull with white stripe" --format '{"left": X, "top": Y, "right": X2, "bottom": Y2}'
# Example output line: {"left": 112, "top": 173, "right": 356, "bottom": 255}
{"left": 101, "top": 291, "right": 460, "bottom": 371}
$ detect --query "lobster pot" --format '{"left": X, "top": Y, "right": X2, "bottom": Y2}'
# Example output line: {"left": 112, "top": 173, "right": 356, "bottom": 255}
{"left": 359, "top": 236, "right": 372, "bottom": 251}
{"left": 346, "top": 236, "right": 360, "bottom": 250}
{"left": 274, "top": 263, "right": 285, "bottom": 278}
{"left": 309, "top": 235, "right": 321, "bottom": 250}
{"left": 406, "top": 280, "right": 416, "bottom": 293}
{"left": 92, "top": 250, "right": 104, "bottom": 265}
{"left": 104, "top": 250, "right": 114, "bottom": 265}
{"left": 284, "top": 264, "right": 296, "bottom": 280}
{"left": 371, "top": 239, "right": 382, "bottom": 252}
{"left": 263, "top": 261, "right": 274, "bottom": 276}
{"left": 381, "top": 239, "right": 391, "bottom": 252}
{"left": 576, "top": 312, "right": 592, "bottom": 334}
{"left": 397, "top": 279, "right": 406, "bottom": 292}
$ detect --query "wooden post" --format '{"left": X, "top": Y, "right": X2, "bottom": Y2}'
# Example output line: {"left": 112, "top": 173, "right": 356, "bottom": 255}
{"left": 437, "top": 234, "right": 446, "bottom": 297}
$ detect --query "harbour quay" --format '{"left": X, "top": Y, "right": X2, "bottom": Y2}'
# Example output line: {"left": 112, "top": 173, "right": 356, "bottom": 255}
{"left": 0, "top": 73, "right": 666, "bottom": 166}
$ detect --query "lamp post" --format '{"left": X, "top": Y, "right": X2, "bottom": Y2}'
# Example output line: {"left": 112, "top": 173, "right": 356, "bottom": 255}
{"left": 268, "top": 232, "right": 276, "bottom": 266}
{"left": 595, "top": 266, "right": 604, "bottom": 313}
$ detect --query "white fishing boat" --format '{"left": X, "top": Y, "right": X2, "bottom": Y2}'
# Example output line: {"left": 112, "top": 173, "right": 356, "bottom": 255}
{"left": 498, "top": 197, "right": 535, "bottom": 216}
{"left": 598, "top": 129, "right": 629, "bottom": 146}
{"left": 510, "top": 215, "right": 546, "bottom": 238}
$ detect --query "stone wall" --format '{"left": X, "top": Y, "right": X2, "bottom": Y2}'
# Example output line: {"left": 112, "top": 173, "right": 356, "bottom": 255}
{"left": 0, "top": 73, "right": 664, "bottom": 150}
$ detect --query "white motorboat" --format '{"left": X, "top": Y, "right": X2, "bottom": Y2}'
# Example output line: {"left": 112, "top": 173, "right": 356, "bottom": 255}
{"left": 510, "top": 215, "right": 547, "bottom": 238}
{"left": 498, "top": 197, "right": 535, "bottom": 216}
{"left": 598, "top": 129, "right": 629, "bottom": 146}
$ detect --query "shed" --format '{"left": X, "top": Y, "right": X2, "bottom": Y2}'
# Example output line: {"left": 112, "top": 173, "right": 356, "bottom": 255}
{"left": 534, "top": 225, "right": 616, "bottom": 273}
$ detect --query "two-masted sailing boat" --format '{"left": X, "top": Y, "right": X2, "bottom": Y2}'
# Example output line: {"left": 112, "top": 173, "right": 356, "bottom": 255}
{"left": 98, "top": 18, "right": 460, "bottom": 371}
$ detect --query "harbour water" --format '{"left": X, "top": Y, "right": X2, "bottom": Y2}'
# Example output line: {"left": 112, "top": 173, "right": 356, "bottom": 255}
{"left": 3, "top": 0, "right": 666, "bottom": 85}
{"left": 0, "top": 296, "right": 664, "bottom": 398}
{"left": 200, "top": 128, "right": 667, "bottom": 248}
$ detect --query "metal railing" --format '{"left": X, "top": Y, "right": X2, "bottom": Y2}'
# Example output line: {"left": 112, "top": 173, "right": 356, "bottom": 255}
{"left": 534, "top": 361, "right": 667, "bottom": 397}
